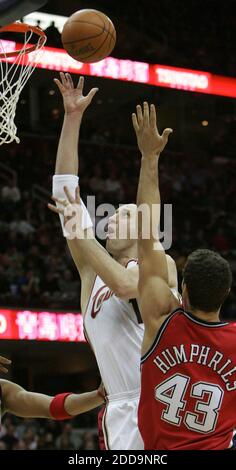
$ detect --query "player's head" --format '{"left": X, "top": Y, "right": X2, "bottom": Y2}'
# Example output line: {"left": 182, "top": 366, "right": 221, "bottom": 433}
{"left": 106, "top": 204, "right": 137, "bottom": 255}
{"left": 182, "top": 249, "right": 232, "bottom": 313}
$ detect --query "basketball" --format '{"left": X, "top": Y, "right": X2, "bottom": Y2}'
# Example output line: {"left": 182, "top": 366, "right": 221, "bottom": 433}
{"left": 61, "top": 9, "right": 116, "bottom": 63}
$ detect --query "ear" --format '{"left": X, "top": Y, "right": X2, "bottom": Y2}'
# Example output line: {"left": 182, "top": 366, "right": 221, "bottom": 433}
{"left": 182, "top": 282, "right": 188, "bottom": 298}
{"left": 181, "top": 282, "right": 189, "bottom": 310}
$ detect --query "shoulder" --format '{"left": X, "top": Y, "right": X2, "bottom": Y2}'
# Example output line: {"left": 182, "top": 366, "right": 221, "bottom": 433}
{"left": 141, "top": 308, "right": 183, "bottom": 360}
{"left": 139, "top": 276, "right": 180, "bottom": 320}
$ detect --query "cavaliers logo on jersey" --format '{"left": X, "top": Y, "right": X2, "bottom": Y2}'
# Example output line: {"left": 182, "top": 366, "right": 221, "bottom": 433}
{"left": 91, "top": 285, "right": 114, "bottom": 318}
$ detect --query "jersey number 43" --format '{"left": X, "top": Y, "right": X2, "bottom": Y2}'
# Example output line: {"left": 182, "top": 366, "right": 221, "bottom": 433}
{"left": 155, "top": 373, "right": 224, "bottom": 434}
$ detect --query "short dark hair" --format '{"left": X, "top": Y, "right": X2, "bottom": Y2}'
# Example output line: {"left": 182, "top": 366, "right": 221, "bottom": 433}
{"left": 183, "top": 249, "right": 232, "bottom": 312}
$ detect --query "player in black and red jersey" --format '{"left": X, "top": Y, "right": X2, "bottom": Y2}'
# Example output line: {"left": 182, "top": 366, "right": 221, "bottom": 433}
{"left": 132, "top": 102, "right": 235, "bottom": 450}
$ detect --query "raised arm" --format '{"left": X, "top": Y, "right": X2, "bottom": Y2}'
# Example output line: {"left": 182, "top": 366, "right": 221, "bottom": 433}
{"left": 53, "top": 73, "right": 98, "bottom": 279}
{"left": 1, "top": 379, "right": 104, "bottom": 419}
{"left": 54, "top": 72, "right": 98, "bottom": 177}
{"left": 132, "top": 103, "right": 179, "bottom": 342}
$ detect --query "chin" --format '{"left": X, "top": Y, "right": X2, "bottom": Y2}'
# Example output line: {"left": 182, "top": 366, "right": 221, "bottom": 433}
{"left": 106, "top": 237, "right": 122, "bottom": 255}
{"left": 106, "top": 238, "right": 116, "bottom": 254}
{"left": 106, "top": 237, "right": 113, "bottom": 251}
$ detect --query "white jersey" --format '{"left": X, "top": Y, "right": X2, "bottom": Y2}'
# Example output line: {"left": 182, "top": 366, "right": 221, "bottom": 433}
{"left": 83, "top": 260, "right": 144, "bottom": 396}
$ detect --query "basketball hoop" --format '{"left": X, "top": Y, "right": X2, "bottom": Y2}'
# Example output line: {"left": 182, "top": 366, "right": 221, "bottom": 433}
{"left": 0, "top": 22, "right": 46, "bottom": 145}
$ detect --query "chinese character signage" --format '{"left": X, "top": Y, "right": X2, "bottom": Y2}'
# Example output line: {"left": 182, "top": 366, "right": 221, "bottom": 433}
{"left": 1, "top": 40, "right": 236, "bottom": 98}
{"left": 0, "top": 308, "right": 85, "bottom": 342}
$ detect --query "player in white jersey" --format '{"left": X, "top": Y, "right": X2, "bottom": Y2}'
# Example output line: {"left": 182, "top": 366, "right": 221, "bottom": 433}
{"left": 49, "top": 73, "right": 177, "bottom": 449}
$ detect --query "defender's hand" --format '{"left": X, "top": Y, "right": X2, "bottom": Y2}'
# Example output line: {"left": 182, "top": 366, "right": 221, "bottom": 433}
{"left": 97, "top": 382, "right": 106, "bottom": 402}
{"left": 132, "top": 102, "right": 173, "bottom": 158}
{"left": 0, "top": 355, "right": 11, "bottom": 374}
{"left": 54, "top": 72, "right": 98, "bottom": 115}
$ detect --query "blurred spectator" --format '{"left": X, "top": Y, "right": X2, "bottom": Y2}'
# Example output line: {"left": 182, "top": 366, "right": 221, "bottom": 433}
{"left": 9, "top": 214, "right": 35, "bottom": 235}
{"left": 58, "top": 270, "right": 80, "bottom": 302}
{"left": 56, "top": 423, "right": 75, "bottom": 450}
{"left": 0, "top": 440, "right": 7, "bottom": 450}
{"left": 44, "top": 21, "right": 61, "bottom": 48}
{"left": 12, "top": 439, "right": 27, "bottom": 450}
{"left": 105, "top": 170, "right": 124, "bottom": 199}
{"left": 81, "top": 431, "right": 98, "bottom": 450}
{"left": 23, "top": 427, "right": 38, "bottom": 450}
{"left": 0, "top": 422, "right": 19, "bottom": 449}
{"left": 212, "top": 227, "right": 230, "bottom": 253}
{"left": 2, "top": 178, "right": 21, "bottom": 203}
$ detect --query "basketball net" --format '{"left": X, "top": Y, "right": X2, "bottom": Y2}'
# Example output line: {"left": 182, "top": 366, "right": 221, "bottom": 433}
{"left": 0, "top": 23, "right": 46, "bottom": 145}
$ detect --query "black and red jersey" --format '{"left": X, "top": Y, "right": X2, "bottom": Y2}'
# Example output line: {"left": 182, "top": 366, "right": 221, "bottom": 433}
{"left": 138, "top": 309, "right": 236, "bottom": 450}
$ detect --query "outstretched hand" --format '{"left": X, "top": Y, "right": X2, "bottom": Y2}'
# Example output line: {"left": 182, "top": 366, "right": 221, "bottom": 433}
{"left": 54, "top": 72, "right": 98, "bottom": 115}
{"left": 132, "top": 102, "right": 173, "bottom": 159}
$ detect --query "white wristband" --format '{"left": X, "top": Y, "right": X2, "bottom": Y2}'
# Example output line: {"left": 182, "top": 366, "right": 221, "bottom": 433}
{"left": 52, "top": 174, "right": 93, "bottom": 236}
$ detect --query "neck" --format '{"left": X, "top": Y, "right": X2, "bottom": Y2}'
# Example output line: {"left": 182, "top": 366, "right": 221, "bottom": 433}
{"left": 186, "top": 307, "right": 221, "bottom": 323}
{"left": 113, "top": 245, "right": 138, "bottom": 266}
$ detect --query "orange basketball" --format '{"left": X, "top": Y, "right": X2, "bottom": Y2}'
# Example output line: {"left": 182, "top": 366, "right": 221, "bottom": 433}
{"left": 61, "top": 9, "right": 116, "bottom": 63}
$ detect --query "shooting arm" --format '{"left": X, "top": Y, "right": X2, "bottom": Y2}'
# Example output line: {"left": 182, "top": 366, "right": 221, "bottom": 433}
{"left": 53, "top": 74, "right": 98, "bottom": 275}
{"left": 55, "top": 112, "right": 81, "bottom": 175}
{"left": 68, "top": 237, "right": 138, "bottom": 299}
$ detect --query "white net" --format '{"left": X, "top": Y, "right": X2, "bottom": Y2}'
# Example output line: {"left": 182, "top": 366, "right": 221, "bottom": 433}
{"left": 0, "top": 25, "right": 46, "bottom": 145}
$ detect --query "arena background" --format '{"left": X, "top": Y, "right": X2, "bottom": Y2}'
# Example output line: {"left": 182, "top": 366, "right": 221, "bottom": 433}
{"left": 0, "top": 0, "right": 235, "bottom": 450}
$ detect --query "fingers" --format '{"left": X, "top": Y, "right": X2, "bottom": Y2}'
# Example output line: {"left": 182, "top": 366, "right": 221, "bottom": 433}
{"left": 64, "top": 186, "right": 75, "bottom": 204}
{"left": 136, "top": 104, "right": 143, "bottom": 127}
{"left": 66, "top": 73, "right": 74, "bottom": 88}
{"left": 135, "top": 102, "right": 150, "bottom": 128}
{"left": 47, "top": 203, "right": 64, "bottom": 215}
{"left": 77, "top": 75, "right": 84, "bottom": 91}
{"left": 60, "top": 71, "right": 67, "bottom": 87}
{"left": 75, "top": 186, "right": 81, "bottom": 204}
{"left": 132, "top": 113, "right": 139, "bottom": 133}
{"left": 150, "top": 104, "right": 157, "bottom": 129}
{"left": 143, "top": 102, "right": 149, "bottom": 127}
{"left": 54, "top": 72, "right": 73, "bottom": 93}
{"left": 86, "top": 87, "right": 99, "bottom": 104}
{"left": 0, "top": 356, "right": 11, "bottom": 365}
{"left": 0, "top": 356, "right": 11, "bottom": 374}
{"left": 162, "top": 128, "right": 173, "bottom": 144}
{"left": 51, "top": 196, "right": 67, "bottom": 206}
{"left": 53, "top": 78, "right": 65, "bottom": 94}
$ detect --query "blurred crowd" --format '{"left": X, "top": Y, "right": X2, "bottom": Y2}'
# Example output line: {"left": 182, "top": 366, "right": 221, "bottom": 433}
{"left": 0, "top": 413, "right": 99, "bottom": 450}
{"left": 0, "top": 134, "right": 235, "bottom": 319}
